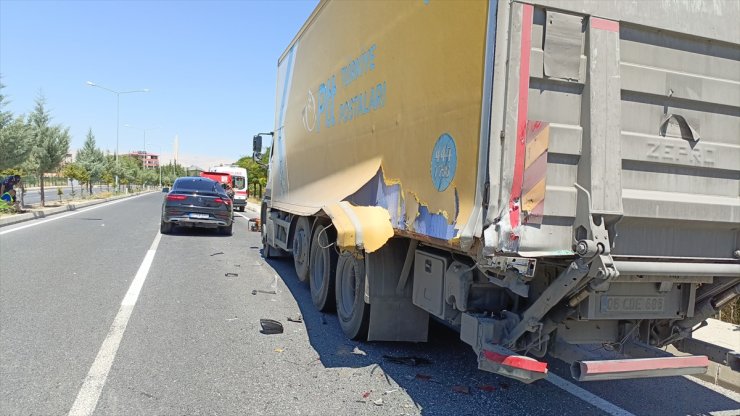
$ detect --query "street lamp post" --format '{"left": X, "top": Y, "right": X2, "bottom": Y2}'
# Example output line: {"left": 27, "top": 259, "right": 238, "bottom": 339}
{"left": 86, "top": 81, "right": 148, "bottom": 190}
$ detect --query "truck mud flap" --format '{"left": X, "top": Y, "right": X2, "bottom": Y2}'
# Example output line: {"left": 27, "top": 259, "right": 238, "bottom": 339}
{"left": 477, "top": 345, "right": 548, "bottom": 384}
{"left": 571, "top": 355, "right": 709, "bottom": 381}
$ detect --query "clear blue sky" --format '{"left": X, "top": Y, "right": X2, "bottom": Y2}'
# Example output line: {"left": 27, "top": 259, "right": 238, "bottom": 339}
{"left": 0, "top": 0, "right": 318, "bottom": 168}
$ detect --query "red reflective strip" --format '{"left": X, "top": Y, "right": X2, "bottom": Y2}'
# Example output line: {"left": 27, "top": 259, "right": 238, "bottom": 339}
{"left": 236, "top": 190, "right": 247, "bottom": 195}
{"left": 581, "top": 356, "right": 708, "bottom": 374}
{"left": 591, "top": 17, "right": 619, "bottom": 32}
{"left": 509, "top": 3, "right": 534, "bottom": 233}
{"left": 483, "top": 350, "right": 548, "bottom": 373}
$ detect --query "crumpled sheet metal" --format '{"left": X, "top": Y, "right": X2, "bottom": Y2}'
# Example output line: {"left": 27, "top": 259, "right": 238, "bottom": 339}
{"left": 323, "top": 202, "right": 395, "bottom": 253}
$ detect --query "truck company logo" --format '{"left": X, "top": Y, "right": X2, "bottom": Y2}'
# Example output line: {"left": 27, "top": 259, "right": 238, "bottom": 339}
{"left": 304, "top": 44, "right": 387, "bottom": 134}
{"left": 302, "top": 89, "right": 317, "bottom": 132}
{"left": 646, "top": 141, "right": 715, "bottom": 166}
{"left": 431, "top": 133, "right": 457, "bottom": 192}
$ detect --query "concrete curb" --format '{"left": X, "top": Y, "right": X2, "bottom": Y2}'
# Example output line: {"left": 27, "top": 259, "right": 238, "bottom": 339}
{"left": 0, "top": 191, "right": 155, "bottom": 228}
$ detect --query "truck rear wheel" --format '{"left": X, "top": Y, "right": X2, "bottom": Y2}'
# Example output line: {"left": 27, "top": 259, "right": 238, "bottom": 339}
{"left": 336, "top": 252, "right": 370, "bottom": 340}
{"left": 309, "top": 223, "right": 336, "bottom": 312}
{"left": 292, "top": 217, "right": 311, "bottom": 283}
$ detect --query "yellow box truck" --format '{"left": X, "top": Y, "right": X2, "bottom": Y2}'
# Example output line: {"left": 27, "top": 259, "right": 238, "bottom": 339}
{"left": 255, "top": 0, "right": 740, "bottom": 383}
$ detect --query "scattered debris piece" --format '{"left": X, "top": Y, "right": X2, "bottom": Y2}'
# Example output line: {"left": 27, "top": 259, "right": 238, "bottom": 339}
{"left": 225, "top": 317, "right": 239, "bottom": 322}
{"left": 252, "top": 289, "right": 277, "bottom": 295}
{"left": 373, "top": 398, "right": 384, "bottom": 406}
{"left": 478, "top": 384, "right": 496, "bottom": 392}
{"left": 383, "top": 355, "right": 432, "bottom": 366}
{"left": 351, "top": 346, "right": 367, "bottom": 356}
{"left": 415, "top": 374, "right": 432, "bottom": 381}
{"left": 211, "top": 252, "right": 224, "bottom": 256}
{"left": 259, "top": 319, "right": 283, "bottom": 334}
{"left": 274, "top": 348, "right": 284, "bottom": 353}
{"left": 383, "top": 389, "right": 398, "bottom": 395}
{"left": 452, "top": 385, "right": 470, "bottom": 395}
{"left": 362, "top": 391, "right": 371, "bottom": 399}
{"left": 234, "top": 264, "right": 241, "bottom": 267}
{"left": 287, "top": 314, "right": 303, "bottom": 323}
{"left": 225, "top": 272, "right": 238, "bottom": 277}
{"left": 499, "top": 382, "right": 510, "bottom": 390}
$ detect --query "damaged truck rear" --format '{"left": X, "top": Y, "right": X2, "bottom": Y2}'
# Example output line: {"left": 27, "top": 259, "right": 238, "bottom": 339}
{"left": 256, "top": 0, "right": 740, "bottom": 383}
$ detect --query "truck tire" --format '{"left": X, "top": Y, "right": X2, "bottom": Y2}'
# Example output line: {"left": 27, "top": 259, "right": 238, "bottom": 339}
{"left": 335, "top": 252, "right": 370, "bottom": 340}
{"left": 292, "top": 217, "right": 311, "bottom": 283}
{"left": 309, "top": 223, "right": 337, "bottom": 312}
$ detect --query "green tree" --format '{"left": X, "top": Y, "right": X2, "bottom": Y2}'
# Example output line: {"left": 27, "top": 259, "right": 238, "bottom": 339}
{"left": 27, "top": 94, "right": 71, "bottom": 207}
{"left": 76, "top": 128, "right": 106, "bottom": 194}
{"left": 0, "top": 81, "right": 33, "bottom": 170}
{"left": 61, "top": 162, "right": 89, "bottom": 198}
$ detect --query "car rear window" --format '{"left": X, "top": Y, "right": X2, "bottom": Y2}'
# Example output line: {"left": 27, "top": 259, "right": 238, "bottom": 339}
{"left": 173, "top": 178, "right": 219, "bottom": 193}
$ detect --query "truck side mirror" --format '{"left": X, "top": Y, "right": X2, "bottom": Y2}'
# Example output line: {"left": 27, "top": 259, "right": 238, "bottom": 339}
{"left": 253, "top": 135, "right": 263, "bottom": 159}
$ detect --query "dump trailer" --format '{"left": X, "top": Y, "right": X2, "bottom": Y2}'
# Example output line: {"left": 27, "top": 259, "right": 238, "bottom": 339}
{"left": 256, "top": 0, "right": 740, "bottom": 383}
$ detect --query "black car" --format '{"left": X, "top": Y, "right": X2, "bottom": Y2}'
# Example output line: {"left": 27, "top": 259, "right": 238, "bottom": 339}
{"left": 161, "top": 177, "right": 234, "bottom": 235}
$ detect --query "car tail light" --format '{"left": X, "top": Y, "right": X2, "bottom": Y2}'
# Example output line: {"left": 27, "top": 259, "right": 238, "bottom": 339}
{"left": 214, "top": 198, "right": 232, "bottom": 205}
{"left": 166, "top": 194, "right": 187, "bottom": 201}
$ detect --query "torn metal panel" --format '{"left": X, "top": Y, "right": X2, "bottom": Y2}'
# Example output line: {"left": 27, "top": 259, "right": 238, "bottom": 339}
{"left": 543, "top": 11, "right": 584, "bottom": 81}
{"left": 323, "top": 202, "right": 394, "bottom": 253}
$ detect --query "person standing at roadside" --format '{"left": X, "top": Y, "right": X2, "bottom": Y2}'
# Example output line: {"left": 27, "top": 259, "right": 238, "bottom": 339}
{"left": 0, "top": 175, "right": 21, "bottom": 195}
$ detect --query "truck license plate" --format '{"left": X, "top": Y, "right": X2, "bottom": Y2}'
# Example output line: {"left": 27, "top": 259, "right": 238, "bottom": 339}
{"left": 601, "top": 296, "right": 665, "bottom": 313}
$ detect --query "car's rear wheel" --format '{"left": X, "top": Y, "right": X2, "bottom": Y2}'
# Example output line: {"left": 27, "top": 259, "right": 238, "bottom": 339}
{"left": 160, "top": 220, "right": 173, "bottom": 234}
{"left": 219, "top": 223, "right": 233, "bottom": 236}
{"left": 292, "top": 216, "right": 311, "bottom": 283}
{"left": 336, "top": 251, "right": 370, "bottom": 340}
{"left": 309, "top": 223, "right": 337, "bottom": 312}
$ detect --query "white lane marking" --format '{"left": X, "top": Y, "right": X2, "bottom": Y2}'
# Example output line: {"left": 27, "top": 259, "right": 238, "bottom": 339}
{"left": 235, "top": 212, "right": 253, "bottom": 220}
{"left": 546, "top": 373, "right": 637, "bottom": 416}
{"left": 0, "top": 193, "right": 153, "bottom": 236}
{"left": 68, "top": 232, "right": 162, "bottom": 416}
{"left": 710, "top": 411, "right": 740, "bottom": 416}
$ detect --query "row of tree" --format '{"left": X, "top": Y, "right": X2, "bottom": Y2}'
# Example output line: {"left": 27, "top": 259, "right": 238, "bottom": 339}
{"left": 0, "top": 82, "right": 185, "bottom": 206}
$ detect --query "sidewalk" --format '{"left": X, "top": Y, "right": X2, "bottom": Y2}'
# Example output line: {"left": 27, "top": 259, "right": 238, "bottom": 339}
{"left": 0, "top": 190, "right": 154, "bottom": 228}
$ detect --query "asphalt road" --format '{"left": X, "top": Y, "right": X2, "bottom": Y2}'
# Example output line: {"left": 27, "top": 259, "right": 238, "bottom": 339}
{"left": 1, "top": 193, "right": 738, "bottom": 416}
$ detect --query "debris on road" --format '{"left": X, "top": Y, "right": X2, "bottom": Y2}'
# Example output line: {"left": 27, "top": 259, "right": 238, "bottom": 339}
{"left": 414, "top": 374, "right": 432, "bottom": 381}
{"left": 259, "top": 319, "right": 283, "bottom": 334}
{"left": 252, "top": 289, "right": 277, "bottom": 295}
{"left": 499, "top": 382, "right": 510, "bottom": 390}
{"left": 287, "top": 314, "right": 303, "bottom": 323}
{"left": 373, "top": 398, "right": 384, "bottom": 406}
{"left": 274, "top": 348, "right": 284, "bottom": 353}
{"left": 452, "top": 385, "right": 470, "bottom": 395}
{"left": 225, "top": 317, "right": 239, "bottom": 322}
{"left": 225, "top": 272, "right": 238, "bottom": 277}
{"left": 383, "top": 355, "right": 432, "bottom": 366}
{"left": 362, "top": 391, "right": 371, "bottom": 399}
{"left": 351, "top": 346, "right": 367, "bottom": 356}
{"left": 478, "top": 384, "right": 496, "bottom": 392}
{"left": 211, "top": 251, "right": 224, "bottom": 256}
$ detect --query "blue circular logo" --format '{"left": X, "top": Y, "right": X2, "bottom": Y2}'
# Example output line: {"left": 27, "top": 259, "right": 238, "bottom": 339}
{"left": 431, "top": 133, "right": 457, "bottom": 192}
